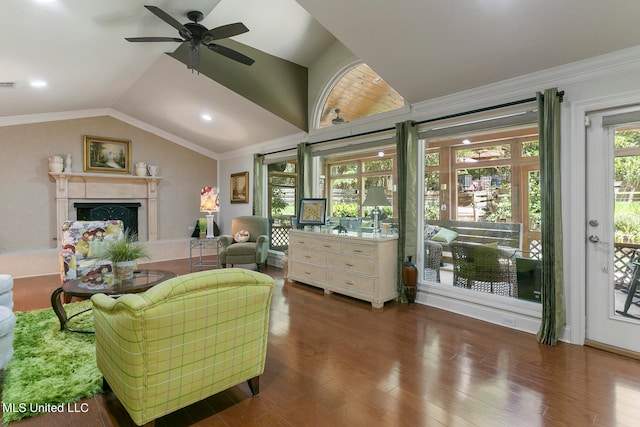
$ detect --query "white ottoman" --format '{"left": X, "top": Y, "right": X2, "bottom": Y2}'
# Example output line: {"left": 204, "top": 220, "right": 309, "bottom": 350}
{"left": 0, "top": 274, "right": 13, "bottom": 310}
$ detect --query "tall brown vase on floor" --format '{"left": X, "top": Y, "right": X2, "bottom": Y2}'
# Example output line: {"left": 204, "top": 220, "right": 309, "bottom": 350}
{"left": 403, "top": 256, "right": 418, "bottom": 304}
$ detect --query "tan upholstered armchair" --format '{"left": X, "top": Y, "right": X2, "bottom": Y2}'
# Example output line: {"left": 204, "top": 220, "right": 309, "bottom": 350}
{"left": 92, "top": 269, "right": 274, "bottom": 426}
{"left": 220, "top": 216, "right": 269, "bottom": 271}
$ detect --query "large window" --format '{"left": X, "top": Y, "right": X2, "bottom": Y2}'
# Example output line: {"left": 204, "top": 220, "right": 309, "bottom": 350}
{"left": 326, "top": 152, "right": 396, "bottom": 219}
{"left": 268, "top": 161, "right": 296, "bottom": 250}
{"left": 422, "top": 119, "right": 542, "bottom": 302}
{"left": 317, "top": 63, "right": 405, "bottom": 129}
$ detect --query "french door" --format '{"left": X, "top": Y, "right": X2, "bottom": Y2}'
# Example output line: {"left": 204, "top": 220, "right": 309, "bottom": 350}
{"left": 586, "top": 106, "right": 640, "bottom": 353}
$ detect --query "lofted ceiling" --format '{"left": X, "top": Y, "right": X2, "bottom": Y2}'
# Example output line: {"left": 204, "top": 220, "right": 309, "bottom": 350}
{"left": 3, "top": 0, "right": 640, "bottom": 158}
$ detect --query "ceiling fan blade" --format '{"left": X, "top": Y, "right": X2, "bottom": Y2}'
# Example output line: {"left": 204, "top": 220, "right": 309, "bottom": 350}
{"left": 207, "top": 43, "right": 255, "bottom": 66}
{"left": 203, "top": 23, "right": 249, "bottom": 41}
{"left": 125, "top": 37, "right": 184, "bottom": 42}
{"left": 144, "top": 5, "right": 192, "bottom": 38}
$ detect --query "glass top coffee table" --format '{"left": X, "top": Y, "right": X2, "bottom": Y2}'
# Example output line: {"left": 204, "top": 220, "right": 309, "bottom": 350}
{"left": 51, "top": 269, "right": 177, "bottom": 333}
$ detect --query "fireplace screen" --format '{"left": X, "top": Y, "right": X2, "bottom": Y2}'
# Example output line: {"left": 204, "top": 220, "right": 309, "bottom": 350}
{"left": 75, "top": 203, "right": 141, "bottom": 239}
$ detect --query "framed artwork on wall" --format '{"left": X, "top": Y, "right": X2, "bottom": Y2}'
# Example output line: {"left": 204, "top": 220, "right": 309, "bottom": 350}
{"left": 230, "top": 171, "right": 249, "bottom": 204}
{"left": 83, "top": 135, "right": 131, "bottom": 174}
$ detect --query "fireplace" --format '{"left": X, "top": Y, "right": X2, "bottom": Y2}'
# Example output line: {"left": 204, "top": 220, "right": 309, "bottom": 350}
{"left": 50, "top": 172, "right": 160, "bottom": 245}
{"left": 75, "top": 202, "right": 141, "bottom": 237}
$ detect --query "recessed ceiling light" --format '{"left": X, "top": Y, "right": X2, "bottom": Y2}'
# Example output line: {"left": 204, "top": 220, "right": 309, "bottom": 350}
{"left": 201, "top": 114, "right": 212, "bottom": 121}
{"left": 378, "top": 151, "right": 385, "bottom": 157}
{"left": 462, "top": 139, "right": 471, "bottom": 145}
{"left": 36, "top": 0, "right": 56, "bottom": 3}
{"left": 30, "top": 80, "right": 47, "bottom": 88}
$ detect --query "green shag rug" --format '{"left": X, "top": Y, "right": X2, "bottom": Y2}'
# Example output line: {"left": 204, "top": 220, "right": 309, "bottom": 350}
{"left": 1, "top": 300, "right": 102, "bottom": 423}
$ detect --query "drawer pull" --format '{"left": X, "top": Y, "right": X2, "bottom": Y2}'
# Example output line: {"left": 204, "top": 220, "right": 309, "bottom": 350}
{"left": 323, "top": 244, "right": 331, "bottom": 247}
{"left": 353, "top": 249, "right": 363, "bottom": 253}
{"left": 345, "top": 280, "right": 354, "bottom": 285}
{"left": 304, "top": 271, "right": 312, "bottom": 275}
{"left": 345, "top": 263, "right": 354, "bottom": 267}
{"left": 304, "top": 255, "right": 311, "bottom": 258}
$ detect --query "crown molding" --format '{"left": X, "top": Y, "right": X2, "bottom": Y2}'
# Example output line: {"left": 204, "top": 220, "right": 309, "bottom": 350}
{"left": 217, "top": 131, "right": 308, "bottom": 160}
{"left": 412, "top": 45, "right": 640, "bottom": 121}
{"left": 107, "top": 109, "right": 219, "bottom": 160}
{"left": 0, "top": 108, "right": 111, "bottom": 127}
{"left": 0, "top": 108, "right": 220, "bottom": 160}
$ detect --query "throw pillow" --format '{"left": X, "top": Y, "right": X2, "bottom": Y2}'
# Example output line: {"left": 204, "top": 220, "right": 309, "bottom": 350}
{"left": 431, "top": 227, "right": 458, "bottom": 244}
{"left": 424, "top": 224, "right": 440, "bottom": 239}
{"left": 234, "top": 230, "right": 250, "bottom": 243}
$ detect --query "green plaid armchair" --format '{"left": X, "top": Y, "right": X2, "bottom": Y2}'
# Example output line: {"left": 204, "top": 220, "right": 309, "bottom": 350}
{"left": 92, "top": 268, "right": 274, "bottom": 426}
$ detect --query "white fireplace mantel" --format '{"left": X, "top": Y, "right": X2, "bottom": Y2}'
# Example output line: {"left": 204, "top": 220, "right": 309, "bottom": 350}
{"left": 49, "top": 172, "right": 161, "bottom": 244}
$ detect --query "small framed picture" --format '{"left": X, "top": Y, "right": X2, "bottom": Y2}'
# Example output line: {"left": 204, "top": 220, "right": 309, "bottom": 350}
{"left": 83, "top": 135, "right": 131, "bottom": 174}
{"left": 230, "top": 171, "right": 249, "bottom": 204}
{"left": 297, "top": 198, "right": 327, "bottom": 226}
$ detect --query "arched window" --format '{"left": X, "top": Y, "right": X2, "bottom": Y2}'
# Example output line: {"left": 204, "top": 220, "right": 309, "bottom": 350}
{"left": 316, "top": 63, "right": 405, "bottom": 129}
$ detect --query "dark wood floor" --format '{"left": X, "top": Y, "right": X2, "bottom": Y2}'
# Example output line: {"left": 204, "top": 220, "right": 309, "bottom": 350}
{"left": 4, "top": 258, "right": 640, "bottom": 426}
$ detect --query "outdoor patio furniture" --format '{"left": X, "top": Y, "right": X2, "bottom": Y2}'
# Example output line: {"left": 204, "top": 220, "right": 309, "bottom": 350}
{"left": 450, "top": 242, "right": 517, "bottom": 297}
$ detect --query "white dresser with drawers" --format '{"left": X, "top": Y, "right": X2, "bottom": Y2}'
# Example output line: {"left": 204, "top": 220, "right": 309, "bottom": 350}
{"left": 288, "top": 229, "right": 398, "bottom": 308}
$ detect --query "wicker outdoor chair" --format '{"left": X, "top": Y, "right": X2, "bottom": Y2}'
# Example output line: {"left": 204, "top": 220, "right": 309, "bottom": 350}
{"left": 450, "top": 242, "right": 517, "bottom": 297}
{"left": 423, "top": 240, "right": 442, "bottom": 282}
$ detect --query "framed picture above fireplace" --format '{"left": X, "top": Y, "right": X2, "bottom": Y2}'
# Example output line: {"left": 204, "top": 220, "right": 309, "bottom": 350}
{"left": 83, "top": 135, "right": 131, "bottom": 174}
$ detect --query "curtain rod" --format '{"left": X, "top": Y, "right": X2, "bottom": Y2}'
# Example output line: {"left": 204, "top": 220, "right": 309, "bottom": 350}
{"left": 259, "top": 91, "right": 564, "bottom": 156}
{"left": 259, "top": 126, "right": 396, "bottom": 156}
{"left": 413, "top": 91, "right": 564, "bottom": 127}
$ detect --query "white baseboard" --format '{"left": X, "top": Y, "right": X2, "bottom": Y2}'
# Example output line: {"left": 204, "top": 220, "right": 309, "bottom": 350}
{"left": 415, "top": 284, "right": 543, "bottom": 336}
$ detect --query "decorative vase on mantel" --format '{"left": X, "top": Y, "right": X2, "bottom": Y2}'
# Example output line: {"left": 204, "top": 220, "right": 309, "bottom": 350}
{"left": 402, "top": 255, "right": 418, "bottom": 304}
{"left": 48, "top": 156, "right": 64, "bottom": 173}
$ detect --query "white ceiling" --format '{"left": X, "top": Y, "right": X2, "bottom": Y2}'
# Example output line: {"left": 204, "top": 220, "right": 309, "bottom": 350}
{"left": 3, "top": 0, "right": 640, "bottom": 157}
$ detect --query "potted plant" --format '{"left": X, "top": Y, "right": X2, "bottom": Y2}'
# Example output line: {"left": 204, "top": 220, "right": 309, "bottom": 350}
{"left": 103, "top": 231, "right": 149, "bottom": 280}
{"left": 198, "top": 218, "right": 207, "bottom": 239}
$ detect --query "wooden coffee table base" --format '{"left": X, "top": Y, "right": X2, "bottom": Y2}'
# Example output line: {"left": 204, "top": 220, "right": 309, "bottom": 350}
{"left": 51, "top": 287, "right": 93, "bottom": 333}
{"left": 51, "top": 269, "right": 177, "bottom": 333}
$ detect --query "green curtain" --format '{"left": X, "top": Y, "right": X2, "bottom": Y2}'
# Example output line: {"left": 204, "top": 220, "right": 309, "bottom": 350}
{"left": 252, "top": 154, "right": 265, "bottom": 216}
{"left": 395, "top": 120, "right": 419, "bottom": 303}
{"left": 536, "top": 88, "right": 566, "bottom": 345}
{"left": 296, "top": 142, "right": 312, "bottom": 201}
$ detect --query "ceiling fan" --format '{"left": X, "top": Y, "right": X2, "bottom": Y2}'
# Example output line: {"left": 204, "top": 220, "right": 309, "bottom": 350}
{"left": 332, "top": 108, "right": 345, "bottom": 124}
{"left": 125, "top": 5, "right": 255, "bottom": 73}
